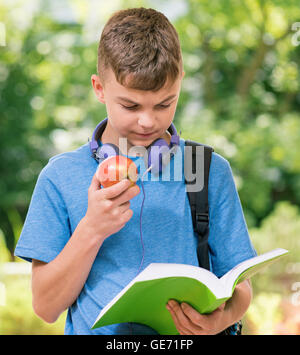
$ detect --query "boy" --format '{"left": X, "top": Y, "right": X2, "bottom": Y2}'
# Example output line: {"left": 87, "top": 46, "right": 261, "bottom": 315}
{"left": 15, "top": 7, "right": 256, "bottom": 335}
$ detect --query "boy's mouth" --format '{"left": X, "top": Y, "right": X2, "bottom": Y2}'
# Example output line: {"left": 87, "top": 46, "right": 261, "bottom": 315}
{"left": 134, "top": 132, "right": 156, "bottom": 138}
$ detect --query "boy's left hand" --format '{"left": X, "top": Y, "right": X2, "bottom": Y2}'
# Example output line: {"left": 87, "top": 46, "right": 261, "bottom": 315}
{"left": 166, "top": 300, "right": 229, "bottom": 335}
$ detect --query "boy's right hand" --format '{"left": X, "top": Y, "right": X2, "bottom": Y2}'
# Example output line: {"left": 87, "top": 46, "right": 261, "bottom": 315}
{"left": 82, "top": 173, "right": 140, "bottom": 242}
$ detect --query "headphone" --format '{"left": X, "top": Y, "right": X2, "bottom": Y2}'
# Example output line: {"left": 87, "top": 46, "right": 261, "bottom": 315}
{"left": 89, "top": 117, "right": 180, "bottom": 175}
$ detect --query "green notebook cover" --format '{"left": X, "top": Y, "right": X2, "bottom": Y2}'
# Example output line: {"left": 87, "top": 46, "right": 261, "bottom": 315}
{"left": 92, "top": 248, "right": 288, "bottom": 335}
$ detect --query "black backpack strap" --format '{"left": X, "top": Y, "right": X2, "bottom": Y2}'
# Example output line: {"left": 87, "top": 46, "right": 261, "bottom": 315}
{"left": 184, "top": 139, "right": 242, "bottom": 335}
{"left": 184, "top": 140, "right": 214, "bottom": 271}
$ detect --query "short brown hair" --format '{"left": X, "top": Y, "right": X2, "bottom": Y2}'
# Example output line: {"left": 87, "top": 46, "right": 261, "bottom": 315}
{"left": 97, "top": 7, "right": 183, "bottom": 91}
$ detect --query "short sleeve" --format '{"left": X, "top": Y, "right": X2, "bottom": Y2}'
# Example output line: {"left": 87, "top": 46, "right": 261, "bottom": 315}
{"left": 14, "top": 163, "right": 71, "bottom": 263}
{"left": 208, "top": 153, "right": 257, "bottom": 277}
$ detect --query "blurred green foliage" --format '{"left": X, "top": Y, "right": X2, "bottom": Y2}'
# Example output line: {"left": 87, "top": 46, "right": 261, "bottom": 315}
{"left": 246, "top": 201, "right": 300, "bottom": 334}
{"left": 1, "top": 0, "right": 300, "bottom": 334}
{"left": 0, "top": 273, "right": 65, "bottom": 334}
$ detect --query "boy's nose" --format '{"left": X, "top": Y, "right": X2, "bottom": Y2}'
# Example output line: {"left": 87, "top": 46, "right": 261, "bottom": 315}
{"left": 137, "top": 114, "right": 156, "bottom": 130}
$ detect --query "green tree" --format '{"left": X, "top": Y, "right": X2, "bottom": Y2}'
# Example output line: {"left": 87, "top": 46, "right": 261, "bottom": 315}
{"left": 174, "top": 0, "right": 300, "bottom": 226}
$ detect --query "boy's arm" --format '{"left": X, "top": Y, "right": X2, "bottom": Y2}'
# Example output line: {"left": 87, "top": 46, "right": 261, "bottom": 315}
{"left": 166, "top": 280, "right": 252, "bottom": 335}
{"left": 32, "top": 219, "right": 104, "bottom": 323}
{"left": 32, "top": 176, "right": 140, "bottom": 323}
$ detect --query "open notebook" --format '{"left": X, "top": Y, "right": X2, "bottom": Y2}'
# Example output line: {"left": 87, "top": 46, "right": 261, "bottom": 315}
{"left": 92, "top": 248, "right": 288, "bottom": 334}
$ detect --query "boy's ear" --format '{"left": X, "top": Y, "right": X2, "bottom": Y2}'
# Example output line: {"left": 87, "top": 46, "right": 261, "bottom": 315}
{"left": 91, "top": 74, "right": 105, "bottom": 104}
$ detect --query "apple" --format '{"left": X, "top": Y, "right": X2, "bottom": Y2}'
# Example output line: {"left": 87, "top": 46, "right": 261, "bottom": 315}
{"left": 97, "top": 155, "right": 139, "bottom": 188}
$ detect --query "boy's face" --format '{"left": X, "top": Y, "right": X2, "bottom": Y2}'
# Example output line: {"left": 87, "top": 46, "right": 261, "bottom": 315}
{"left": 91, "top": 68, "right": 184, "bottom": 154}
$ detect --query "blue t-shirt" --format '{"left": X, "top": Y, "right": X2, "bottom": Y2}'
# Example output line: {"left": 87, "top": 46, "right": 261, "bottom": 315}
{"left": 14, "top": 137, "right": 256, "bottom": 334}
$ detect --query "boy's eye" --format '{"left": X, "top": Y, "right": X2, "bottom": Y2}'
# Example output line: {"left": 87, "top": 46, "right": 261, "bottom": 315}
{"left": 157, "top": 104, "right": 171, "bottom": 109}
{"left": 121, "top": 104, "right": 171, "bottom": 110}
{"left": 122, "top": 105, "right": 138, "bottom": 110}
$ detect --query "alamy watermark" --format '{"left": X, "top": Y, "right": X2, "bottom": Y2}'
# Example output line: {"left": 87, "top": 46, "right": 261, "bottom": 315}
{"left": 96, "top": 138, "right": 205, "bottom": 193}
{"left": 0, "top": 22, "right": 6, "bottom": 46}
{"left": 291, "top": 22, "right": 300, "bottom": 47}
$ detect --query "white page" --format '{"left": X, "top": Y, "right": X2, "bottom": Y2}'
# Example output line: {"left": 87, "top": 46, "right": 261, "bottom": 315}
{"left": 220, "top": 248, "right": 288, "bottom": 294}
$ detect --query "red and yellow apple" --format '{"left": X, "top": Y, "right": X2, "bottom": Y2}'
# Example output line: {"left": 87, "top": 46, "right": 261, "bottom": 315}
{"left": 96, "top": 155, "right": 138, "bottom": 188}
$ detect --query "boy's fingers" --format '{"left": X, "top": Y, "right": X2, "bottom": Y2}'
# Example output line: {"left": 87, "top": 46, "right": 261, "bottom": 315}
{"left": 101, "top": 179, "right": 132, "bottom": 199}
{"left": 89, "top": 173, "right": 101, "bottom": 192}
{"left": 166, "top": 300, "right": 193, "bottom": 335}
